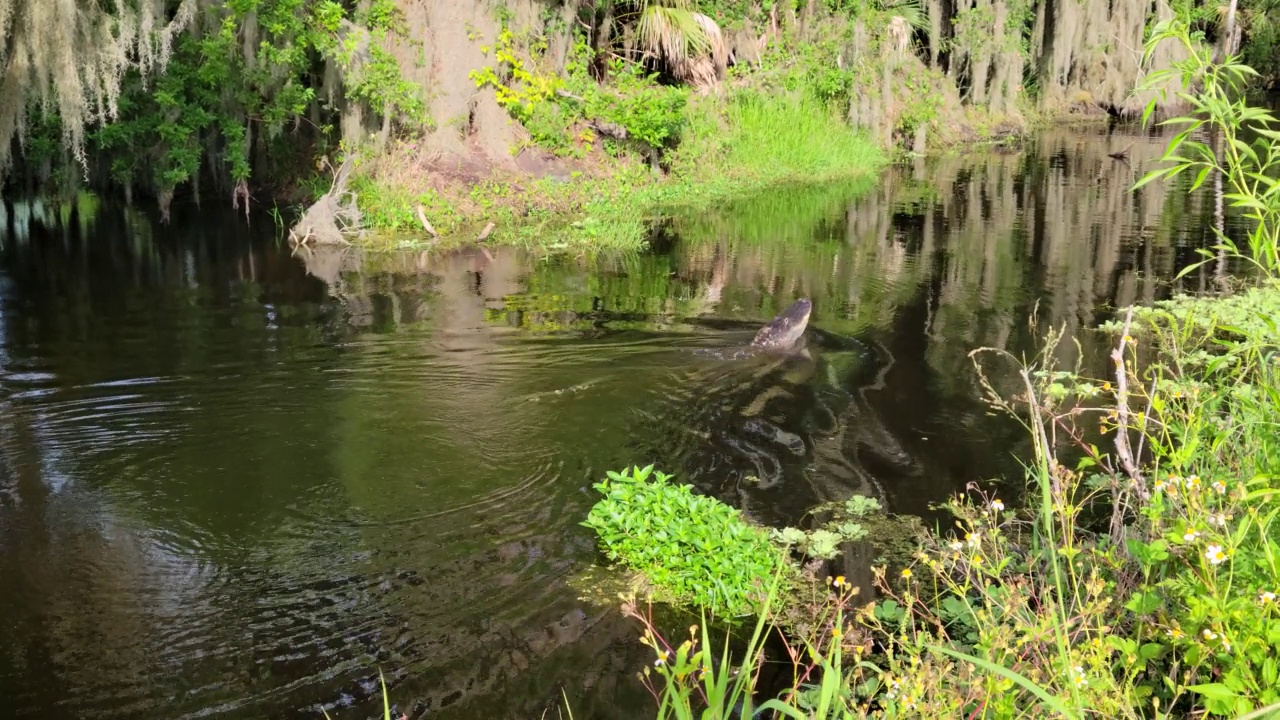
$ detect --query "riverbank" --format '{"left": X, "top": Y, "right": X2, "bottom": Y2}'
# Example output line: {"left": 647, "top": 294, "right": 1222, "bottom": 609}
{"left": 314, "top": 93, "right": 892, "bottom": 253}
{"left": 315, "top": 93, "right": 1049, "bottom": 254}
{"left": 286, "top": 4, "right": 1053, "bottom": 255}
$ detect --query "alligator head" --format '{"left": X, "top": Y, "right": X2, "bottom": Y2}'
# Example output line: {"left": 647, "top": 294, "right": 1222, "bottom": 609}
{"left": 750, "top": 298, "right": 812, "bottom": 351}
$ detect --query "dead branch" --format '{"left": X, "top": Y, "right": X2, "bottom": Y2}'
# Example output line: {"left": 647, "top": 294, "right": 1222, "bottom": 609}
{"left": 289, "top": 157, "right": 361, "bottom": 246}
{"left": 1110, "top": 307, "right": 1149, "bottom": 539}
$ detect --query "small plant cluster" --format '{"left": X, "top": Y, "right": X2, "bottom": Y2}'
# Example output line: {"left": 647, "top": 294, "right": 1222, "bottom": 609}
{"left": 771, "top": 495, "right": 882, "bottom": 560}
{"left": 583, "top": 465, "right": 788, "bottom": 618}
{"left": 582, "top": 464, "right": 886, "bottom": 621}
{"left": 623, "top": 566, "right": 874, "bottom": 720}
{"left": 470, "top": 27, "right": 563, "bottom": 124}
{"left": 472, "top": 31, "right": 690, "bottom": 162}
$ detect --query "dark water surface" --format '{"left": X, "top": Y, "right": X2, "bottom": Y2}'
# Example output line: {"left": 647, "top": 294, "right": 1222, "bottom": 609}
{"left": 0, "top": 126, "right": 1231, "bottom": 719}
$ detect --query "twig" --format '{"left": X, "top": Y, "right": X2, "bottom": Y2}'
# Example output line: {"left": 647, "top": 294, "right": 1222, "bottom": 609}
{"left": 1108, "top": 140, "right": 1137, "bottom": 160}
{"left": 1110, "top": 307, "right": 1148, "bottom": 539}
{"left": 1110, "top": 307, "right": 1144, "bottom": 485}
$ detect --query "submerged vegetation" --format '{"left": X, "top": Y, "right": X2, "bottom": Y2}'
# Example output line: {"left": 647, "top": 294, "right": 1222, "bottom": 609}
{"left": 2, "top": 0, "right": 1279, "bottom": 248}
{"left": 571, "top": 19, "right": 1280, "bottom": 720}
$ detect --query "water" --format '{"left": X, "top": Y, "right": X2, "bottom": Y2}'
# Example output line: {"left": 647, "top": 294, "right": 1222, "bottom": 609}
{"left": 0, "top": 125, "right": 1233, "bottom": 719}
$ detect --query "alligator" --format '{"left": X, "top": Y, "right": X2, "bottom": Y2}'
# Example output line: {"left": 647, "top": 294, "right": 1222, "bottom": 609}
{"left": 750, "top": 297, "right": 813, "bottom": 351}
{"left": 689, "top": 298, "right": 814, "bottom": 363}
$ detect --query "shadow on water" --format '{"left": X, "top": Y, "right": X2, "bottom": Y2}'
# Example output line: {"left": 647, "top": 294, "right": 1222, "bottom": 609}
{"left": 0, "top": 124, "right": 1241, "bottom": 719}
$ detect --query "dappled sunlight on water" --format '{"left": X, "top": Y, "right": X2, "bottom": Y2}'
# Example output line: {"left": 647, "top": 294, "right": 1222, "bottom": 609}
{"left": 0, "top": 124, "right": 1237, "bottom": 719}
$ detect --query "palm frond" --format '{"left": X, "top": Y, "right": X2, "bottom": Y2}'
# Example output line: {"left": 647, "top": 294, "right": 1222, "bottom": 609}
{"left": 637, "top": 4, "right": 712, "bottom": 64}
{"left": 879, "top": 0, "right": 930, "bottom": 33}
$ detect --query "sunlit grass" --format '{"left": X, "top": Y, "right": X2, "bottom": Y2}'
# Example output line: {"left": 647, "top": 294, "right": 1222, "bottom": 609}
{"left": 346, "top": 91, "right": 885, "bottom": 253}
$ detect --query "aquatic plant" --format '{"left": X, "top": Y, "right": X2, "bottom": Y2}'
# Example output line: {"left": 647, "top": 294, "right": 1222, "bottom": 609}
{"left": 582, "top": 465, "right": 790, "bottom": 618}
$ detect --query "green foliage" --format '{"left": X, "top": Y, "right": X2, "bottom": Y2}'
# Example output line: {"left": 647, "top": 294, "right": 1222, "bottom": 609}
{"left": 1139, "top": 19, "right": 1280, "bottom": 277}
{"left": 771, "top": 495, "right": 883, "bottom": 560}
{"left": 475, "top": 34, "right": 688, "bottom": 160}
{"left": 64, "top": 0, "right": 422, "bottom": 205}
{"left": 582, "top": 465, "right": 791, "bottom": 618}
{"left": 584, "top": 59, "right": 690, "bottom": 151}
{"left": 1238, "top": 0, "right": 1280, "bottom": 82}
{"left": 471, "top": 27, "right": 562, "bottom": 124}
{"left": 626, "top": 560, "right": 880, "bottom": 718}
{"left": 624, "top": 565, "right": 793, "bottom": 720}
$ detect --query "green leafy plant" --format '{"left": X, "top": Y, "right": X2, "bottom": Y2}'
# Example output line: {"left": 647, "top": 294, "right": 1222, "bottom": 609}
{"left": 771, "top": 495, "right": 882, "bottom": 560}
{"left": 582, "top": 465, "right": 792, "bottom": 618}
{"left": 1137, "top": 18, "right": 1280, "bottom": 277}
{"left": 471, "top": 27, "right": 563, "bottom": 123}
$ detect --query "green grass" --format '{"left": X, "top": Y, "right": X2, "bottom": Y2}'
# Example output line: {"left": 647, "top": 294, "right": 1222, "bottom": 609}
{"left": 348, "top": 91, "right": 886, "bottom": 253}
{"left": 674, "top": 92, "right": 886, "bottom": 188}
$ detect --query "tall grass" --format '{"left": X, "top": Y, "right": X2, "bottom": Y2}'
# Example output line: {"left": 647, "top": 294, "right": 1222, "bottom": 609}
{"left": 673, "top": 92, "right": 885, "bottom": 188}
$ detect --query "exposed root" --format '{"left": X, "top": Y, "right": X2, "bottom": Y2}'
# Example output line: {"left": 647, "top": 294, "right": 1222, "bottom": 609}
{"left": 289, "top": 157, "right": 362, "bottom": 246}
{"left": 231, "top": 179, "right": 251, "bottom": 222}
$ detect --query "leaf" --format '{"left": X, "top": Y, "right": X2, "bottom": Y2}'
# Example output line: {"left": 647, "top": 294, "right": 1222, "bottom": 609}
{"left": 754, "top": 699, "right": 807, "bottom": 719}
{"left": 928, "top": 645, "right": 1078, "bottom": 719}
{"left": 1133, "top": 167, "right": 1176, "bottom": 191}
{"left": 1138, "top": 643, "right": 1166, "bottom": 662}
{"left": 1124, "top": 590, "right": 1163, "bottom": 614}
{"left": 1190, "top": 165, "right": 1213, "bottom": 192}
{"left": 1188, "top": 683, "right": 1240, "bottom": 702}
